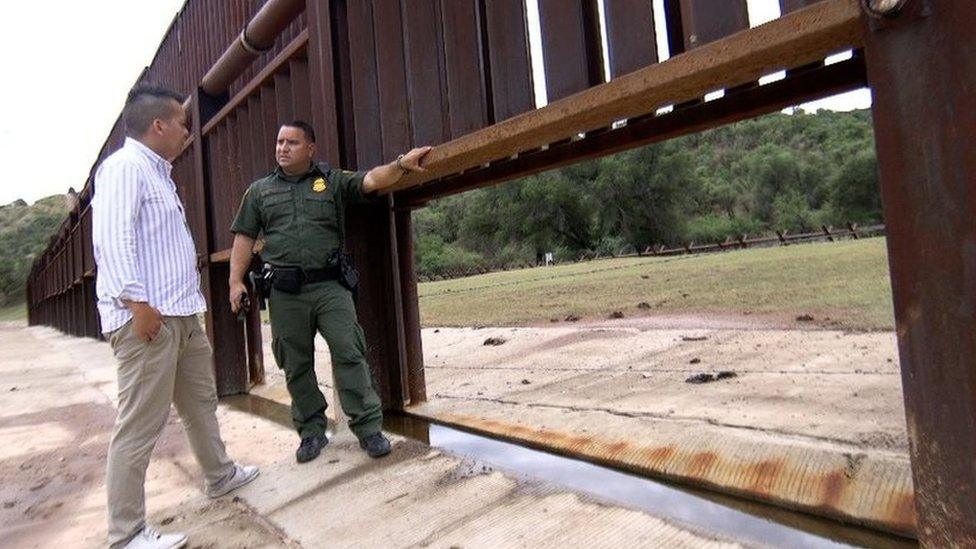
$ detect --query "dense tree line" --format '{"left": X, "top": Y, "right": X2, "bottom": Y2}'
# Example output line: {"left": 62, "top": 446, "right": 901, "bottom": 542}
{"left": 414, "top": 109, "right": 881, "bottom": 277}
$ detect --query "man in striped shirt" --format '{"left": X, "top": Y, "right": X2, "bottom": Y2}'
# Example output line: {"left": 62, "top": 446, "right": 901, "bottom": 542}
{"left": 92, "top": 85, "right": 258, "bottom": 549}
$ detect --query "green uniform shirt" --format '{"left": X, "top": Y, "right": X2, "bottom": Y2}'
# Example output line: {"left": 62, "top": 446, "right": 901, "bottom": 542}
{"left": 231, "top": 163, "right": 368, "bottom": 270}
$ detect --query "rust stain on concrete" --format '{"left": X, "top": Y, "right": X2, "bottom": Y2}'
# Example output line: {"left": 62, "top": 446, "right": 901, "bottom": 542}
{"left": 429, "top": 411, "right": 917, "bottom": 537}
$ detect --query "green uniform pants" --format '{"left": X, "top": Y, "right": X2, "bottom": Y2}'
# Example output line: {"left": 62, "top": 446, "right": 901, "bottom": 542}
{"left": 268, "top": 280, "right": 383, "bottom": 439}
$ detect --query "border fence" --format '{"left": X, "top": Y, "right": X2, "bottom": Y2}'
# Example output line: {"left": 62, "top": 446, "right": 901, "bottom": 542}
{"left": 419, "top": 222, "right": 886, "bottom": 281}
{"left": 23, "top": 1, "right": 976, "bottom": 542}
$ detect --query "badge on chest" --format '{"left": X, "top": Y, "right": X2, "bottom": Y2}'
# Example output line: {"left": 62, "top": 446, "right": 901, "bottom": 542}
{"left": 312, "top": 177, "right": 327, "bottom": 192}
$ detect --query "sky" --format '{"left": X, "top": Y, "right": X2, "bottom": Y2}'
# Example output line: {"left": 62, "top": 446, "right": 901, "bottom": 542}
{"left": 0, "top": 0, "right": 186, "bottom": 206}
{"left": 0, "top": 0, "right": 871, "bottom": 206}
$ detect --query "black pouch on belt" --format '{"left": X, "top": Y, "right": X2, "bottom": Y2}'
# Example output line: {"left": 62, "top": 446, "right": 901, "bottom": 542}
{"left": 271, "top": 266, "right": 304, "bottom": 294}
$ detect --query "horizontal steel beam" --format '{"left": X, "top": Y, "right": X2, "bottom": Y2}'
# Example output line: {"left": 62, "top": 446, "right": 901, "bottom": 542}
{"left": 201, "top": 29, "right": 309, "bottom": 136}
{"left": 385, "top": 0, "right": 864, "bottom": 196}
{"left": 400, "top": 54, "right": 867, "bottom": 207}
{"left": 200, "top": 0, "right": 306, "bottom": 97}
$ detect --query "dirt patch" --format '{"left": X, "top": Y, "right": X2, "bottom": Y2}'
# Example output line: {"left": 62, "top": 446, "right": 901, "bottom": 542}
{"left": 0, "top": 325, "right": 293, "bottom": 549}
{"left": 685, "top": 371, "right": 738, "bottom": 384}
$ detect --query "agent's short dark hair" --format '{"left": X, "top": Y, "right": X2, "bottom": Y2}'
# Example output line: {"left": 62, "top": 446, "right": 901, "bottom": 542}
{"left": 282, "top": 120, "right": 316, "bottom": 143}
{"left": 123, "top": 84, "right": 185, "bottom": 137}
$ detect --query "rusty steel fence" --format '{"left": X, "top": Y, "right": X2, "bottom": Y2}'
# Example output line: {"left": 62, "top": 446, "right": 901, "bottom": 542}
{"left": 25, "top": 0, "right": 976, "bottom": 543}
{"left": 25, "top": 0, "right": 307, "bottom": 341}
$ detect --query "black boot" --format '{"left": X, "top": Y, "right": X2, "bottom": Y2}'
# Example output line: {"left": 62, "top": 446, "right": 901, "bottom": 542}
{"left": 359, "top": 432, "right": 391, "bottom": 458}
{"left": 296, "top": 433, "right": 329, "bottom": 463}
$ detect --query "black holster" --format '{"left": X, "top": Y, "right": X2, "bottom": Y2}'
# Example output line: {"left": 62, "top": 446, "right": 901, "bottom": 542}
{"left": 249, "top": 265, "right": 274, "bottom": 306}
{"left": 330, "top": 250, "right": 360, "bottom": 294}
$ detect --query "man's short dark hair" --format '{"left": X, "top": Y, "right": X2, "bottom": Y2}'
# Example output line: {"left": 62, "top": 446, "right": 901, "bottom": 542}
{"left": 282, "top": 120, "right": 316, "bottom": 143}
{"left": 123, "top": 84, "right": 185, "bottom": 137}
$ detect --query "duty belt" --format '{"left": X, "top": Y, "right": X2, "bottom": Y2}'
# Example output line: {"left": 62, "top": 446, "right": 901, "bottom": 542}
{"left": 273, "top": 265, "right": 337, "bottom": 285}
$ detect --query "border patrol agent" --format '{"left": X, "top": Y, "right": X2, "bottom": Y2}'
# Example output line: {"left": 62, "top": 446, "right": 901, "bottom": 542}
{"left": 229, "top": 120, "right": 431, "bottom": 463}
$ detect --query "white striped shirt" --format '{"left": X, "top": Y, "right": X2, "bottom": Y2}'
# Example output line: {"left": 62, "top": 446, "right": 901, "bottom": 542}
{"left": 92, "top": 137, "right": 206, "bottom": 333}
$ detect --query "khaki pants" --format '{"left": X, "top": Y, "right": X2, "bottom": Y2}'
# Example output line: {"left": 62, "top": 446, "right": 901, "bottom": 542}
{"left": 106, "top": 316, "right": 233, "bottom": 548}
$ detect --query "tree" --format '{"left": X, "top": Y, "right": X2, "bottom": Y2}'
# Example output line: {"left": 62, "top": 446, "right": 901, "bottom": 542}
{"left": 410, "top": 108, "right": 881, "bottom": 278}
{"left": 593, "top": 142, "right": 694, "bottom": 249}
{"left": 829, "top": 148, "right": 883, "bottom": 224}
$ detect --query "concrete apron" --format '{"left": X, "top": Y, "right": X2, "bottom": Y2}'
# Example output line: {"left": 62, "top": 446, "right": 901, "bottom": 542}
{"left": 409, "top": 323, "right": 915, "bottom": 538}
{"left": 227, "top": 403, "right": 749, "bottom": 549}
{"left": 258, "top": 322, "right": 916, "bottom": 540}
{"left": 2, "top": 323, "right": 747, "bottom": 548}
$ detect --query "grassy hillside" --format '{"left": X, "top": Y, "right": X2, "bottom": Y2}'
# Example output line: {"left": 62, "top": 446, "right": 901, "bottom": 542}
{"left": 0, "top": 195, "right": 69, "bottom": 306}
{"left": 0, "top": 303, "right": 27, "bottom": 322}
{"left": 418, "top": 237, "right": 894, "bottom": 331}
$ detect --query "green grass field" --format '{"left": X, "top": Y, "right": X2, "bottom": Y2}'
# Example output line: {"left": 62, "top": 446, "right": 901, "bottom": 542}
{"left": 14, "top": 237, "right": 895, "bottom": 331}
{"left": 418, "top": 237, "right": 895, "bottom": 330}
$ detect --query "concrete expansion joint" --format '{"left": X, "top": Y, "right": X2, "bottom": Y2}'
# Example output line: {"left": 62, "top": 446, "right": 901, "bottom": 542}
{"left": 433, "top": 394, "right": 900, "bottom": 452}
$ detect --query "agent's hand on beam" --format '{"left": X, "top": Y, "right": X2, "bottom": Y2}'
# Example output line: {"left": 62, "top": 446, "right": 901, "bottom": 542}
{"left": 397, "top": 146, "right": 432, "bottom": 173}
{"left": 364, "top": 146, "right": 433, "bottom": 193}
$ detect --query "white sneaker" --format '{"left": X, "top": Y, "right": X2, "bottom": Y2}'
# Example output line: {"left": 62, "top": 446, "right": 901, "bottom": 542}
{"left": 206, "top": 463, "right": 260, "bottom": 498}
{"left": 122, "top": 525, "right": 187, "bottom": 549}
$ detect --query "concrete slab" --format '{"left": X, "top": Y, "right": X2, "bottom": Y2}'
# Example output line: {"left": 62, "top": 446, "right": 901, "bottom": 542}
{"left": 253, "top": 319, "right": 913, "bottom": 536}
{"left": 0, "top": 323, "right": 747, "bottom": 548}
{"left": 411, "top": 323, "right": 914, "bottom": 535}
